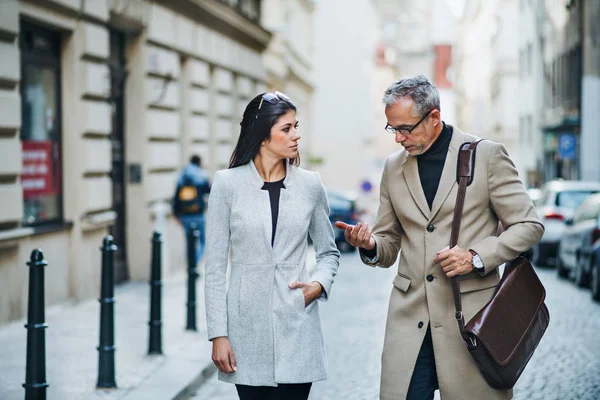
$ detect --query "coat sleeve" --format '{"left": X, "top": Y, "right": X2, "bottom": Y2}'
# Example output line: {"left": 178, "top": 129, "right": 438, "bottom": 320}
{"left": 470, "top": 143, "right": 545, "bottom": 274}
{"left": 308, "top": 173, "right": 340, "bottom": 302}
{"left": 204, "top": 171, "right": 231, "bottom": 340}
{"left": 359, "top": 157, "right": 404, "bottom": 268}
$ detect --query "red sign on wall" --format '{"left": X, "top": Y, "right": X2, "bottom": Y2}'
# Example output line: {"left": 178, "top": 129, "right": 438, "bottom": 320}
{"left": 434, "top": 44, "right": 453, "bottom": 89}
{"left": 21, "top": 140, "right": 60, "bottom": 199}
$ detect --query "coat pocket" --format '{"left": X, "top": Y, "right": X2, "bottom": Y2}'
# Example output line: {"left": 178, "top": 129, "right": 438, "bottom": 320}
{"left": 392, "top": 272, "right": 411, "bottom": 292}
{"left": 294, "top": 288, "right": 306, "bottom": 310}
{"left": 459, "top": 273, "right": 499, "bottom": 294}
{"left": 460, "top": 281, "right": 499, "bottom": 323}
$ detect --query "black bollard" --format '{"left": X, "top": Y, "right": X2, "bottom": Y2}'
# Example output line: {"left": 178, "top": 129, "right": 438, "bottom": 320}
{"left": 148, "top": 231, "right": 163, "bottom": 355}
{"left": 97, "top": 235, "right": 117, "bottom": 389}
{"left": 23, "top": 249, "right": 49, "bottom": 400}
{"left": 185, "top": 222, "right": 200, "bottom": 331}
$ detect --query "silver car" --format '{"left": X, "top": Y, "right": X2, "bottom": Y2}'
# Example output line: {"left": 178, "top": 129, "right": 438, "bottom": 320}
{"left": 557, "top": 194, "right": 600, "bottom": 285}
{"left": 532, "top": 180, "right": 600, "bottom": 266}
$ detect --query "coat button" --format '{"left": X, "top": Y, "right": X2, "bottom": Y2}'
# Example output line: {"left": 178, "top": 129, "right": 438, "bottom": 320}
{"left": 426, "top": 274, "right": 434, "bottom": 282}
{"left": 427, "top": 224, "right": 435, "bottom": 232}
{"left": 418, "top": 321, "right": 424, "bottom": 329}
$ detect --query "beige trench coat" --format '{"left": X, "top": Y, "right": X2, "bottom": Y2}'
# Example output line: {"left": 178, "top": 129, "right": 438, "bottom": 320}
{"left": 360, "top": 127, "right": 544, "bottom": 400}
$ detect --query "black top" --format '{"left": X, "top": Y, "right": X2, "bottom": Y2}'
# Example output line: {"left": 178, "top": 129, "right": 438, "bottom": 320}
{"left": 417, "top": 122, "right": 453, "bottom": 209}
{"left": 262, "top": 178, "right": 286, "bottom": 247}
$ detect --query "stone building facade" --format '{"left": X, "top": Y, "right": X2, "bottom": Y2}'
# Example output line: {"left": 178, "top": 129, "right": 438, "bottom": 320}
{"left": 0, "top": 0, "right": 272, "bottom": 325}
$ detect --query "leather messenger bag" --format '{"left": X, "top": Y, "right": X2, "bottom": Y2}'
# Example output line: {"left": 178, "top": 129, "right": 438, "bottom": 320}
{"left": 450, "top": 140, "right": 550, "bottom": 390}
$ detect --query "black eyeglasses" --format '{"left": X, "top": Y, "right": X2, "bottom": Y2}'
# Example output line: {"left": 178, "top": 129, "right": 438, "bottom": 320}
{"left": 384, "top": 109, "right": 433, "bottom": 135}
{"left": 256, "top": 91, "right": 293, "bottom": 119}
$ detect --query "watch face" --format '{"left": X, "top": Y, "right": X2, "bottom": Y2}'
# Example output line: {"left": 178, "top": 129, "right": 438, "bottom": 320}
{"left": 473, "top": 256, "right": 483, "bottom": 270}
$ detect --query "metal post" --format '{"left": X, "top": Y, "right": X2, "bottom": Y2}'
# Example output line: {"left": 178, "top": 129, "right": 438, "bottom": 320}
{"left": 186, "top": 222, "right": 199, "bottom": 331}
{"left": 148, "top": 231, "right": 163, "bottom": 354}
{"left": 23, "top": 249, "right": 49, "bottom": 400}
{"left": 97, "top": 235, "right": 117, "bottom": 389}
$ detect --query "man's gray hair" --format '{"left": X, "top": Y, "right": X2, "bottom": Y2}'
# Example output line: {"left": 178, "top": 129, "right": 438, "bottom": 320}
{"left": 382, "top": 75, "right": 440, "bottom": 117}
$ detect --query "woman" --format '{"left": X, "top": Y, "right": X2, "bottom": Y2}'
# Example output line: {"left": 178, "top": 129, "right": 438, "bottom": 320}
{"left": 204, "top": 92, "right": 341, "bottom": 400}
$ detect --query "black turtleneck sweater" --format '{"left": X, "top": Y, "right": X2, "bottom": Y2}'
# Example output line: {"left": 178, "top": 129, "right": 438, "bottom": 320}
{"left": 362, "top": 123, "right": 452, "bottom": 259}
{"left": 417, "top": 122, "right": 453, "bottom": 209}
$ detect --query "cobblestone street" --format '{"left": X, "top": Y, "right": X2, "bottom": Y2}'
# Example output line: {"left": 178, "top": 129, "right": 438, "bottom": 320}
{"left": 192, "top": 254, "right": 600, "bottom": 400}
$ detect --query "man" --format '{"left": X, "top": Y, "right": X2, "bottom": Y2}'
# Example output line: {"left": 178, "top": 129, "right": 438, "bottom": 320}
{"left": 336, "top": 76, "right": 544, "bottom": 400}
{"left": 173, "top": 155, "right": 211, "bottom": 264}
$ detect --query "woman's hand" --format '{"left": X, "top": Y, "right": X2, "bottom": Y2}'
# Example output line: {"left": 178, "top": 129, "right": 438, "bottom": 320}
{"left": 211, "top": 336, "right": 237, "bottom": 373}
{"left": 288, "top": 281, "right": 324, "bottom": 306}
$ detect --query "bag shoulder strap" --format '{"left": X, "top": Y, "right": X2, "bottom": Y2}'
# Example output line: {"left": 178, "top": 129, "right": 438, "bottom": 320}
{"left": 450, "top": 139, "right": 484, "bottom": 346}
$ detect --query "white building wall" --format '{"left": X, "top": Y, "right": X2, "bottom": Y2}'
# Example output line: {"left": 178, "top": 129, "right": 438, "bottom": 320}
{"left": 368, "top": 0, "right": 458, "bottom": 213}
{"left": 490, "top": 0, "right": 520, "bottom": 175}
{"left": 580, "top": 0, "right": 600, "bottom": 182}
{"left": 453, "top": 0, "right": 497, "bottom": 137}
{"left": 517, "top": 0, "right": 546, "bottom": 187}
{"left": 432, "top": 0, "right": 457, "bottom": 127}
{"left": 312, "top": 0, "right": 377, "bottom": 192}
{"left": 261, "top": 0, "right": 315, "bottom": 168}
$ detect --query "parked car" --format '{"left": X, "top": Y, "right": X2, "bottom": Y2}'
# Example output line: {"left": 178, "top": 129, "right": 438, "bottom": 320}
{"left": 590, "top": 239, "right": 600, "bottom": 302}
{"left": 532, "top": 180, "right": 600, "bottom": 266}
{"left": 557, "top": 194, "right": 600, "bottom": 284}
{"left": 527, "top": 188, "right": 543, "bottom": 205}
{"left": 327, "top": 189, "right": 361, "bottom": 253}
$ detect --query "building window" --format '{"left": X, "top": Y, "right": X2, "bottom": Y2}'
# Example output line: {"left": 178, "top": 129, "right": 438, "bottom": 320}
{"left": 19, "top": 22, "right": 63, "bottom": 226}
{"left": 218, "top": 0, "right": 261, "bottom": 22}
{"left": 241, "top": 0, "right": 260, "bottom": 21}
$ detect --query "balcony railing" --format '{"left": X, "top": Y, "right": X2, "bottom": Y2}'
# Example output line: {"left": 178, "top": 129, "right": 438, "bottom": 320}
{"left": 217, "top": 0, "right": 261, "bottom": 24}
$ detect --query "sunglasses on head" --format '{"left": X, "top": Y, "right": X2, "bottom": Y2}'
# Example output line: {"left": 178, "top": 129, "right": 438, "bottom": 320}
{"left": 256, "top": 91, "right": 293, "bottom": 119}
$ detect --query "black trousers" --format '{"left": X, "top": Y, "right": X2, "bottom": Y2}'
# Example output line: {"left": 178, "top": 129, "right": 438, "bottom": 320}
{"left": 406, "top": 325, "right": 439, "bottom": 400}
{"left": 235, "top": 383, "right": 312, "bottom": 400}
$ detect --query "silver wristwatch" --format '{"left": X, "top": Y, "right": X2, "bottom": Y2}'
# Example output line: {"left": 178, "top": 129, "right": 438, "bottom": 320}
{"left": 470, "top": 250, "right": 484, "bottom": 274}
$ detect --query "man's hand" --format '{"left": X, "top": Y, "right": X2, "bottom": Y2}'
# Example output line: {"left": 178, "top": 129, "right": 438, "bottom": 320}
{"left": 334, "top": 221, "right": 375, "bottom": 250}
{"left": 211, "top": 337, "right": 237, "bottom": 373}
{"left": 288, "top": 281, "right": 323, "bottom": 306}
{"left": 434, "top": 245, "right": 473, "bottom": 278}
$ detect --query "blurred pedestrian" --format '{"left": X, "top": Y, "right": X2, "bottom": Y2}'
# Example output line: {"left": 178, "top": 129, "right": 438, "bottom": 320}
{"left": 204, "top": 92, "right": 340, "bottom": 400}
{"left": 336, "top": 75, "right": 544, "bottom": 400}
{"left": 172, "top": 154, "right": 211, "bottom": 264}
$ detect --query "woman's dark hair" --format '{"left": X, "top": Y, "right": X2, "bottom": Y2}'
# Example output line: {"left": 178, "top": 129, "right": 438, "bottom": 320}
{"left": 229, "top": 93, "right": 299, "bottom": 169}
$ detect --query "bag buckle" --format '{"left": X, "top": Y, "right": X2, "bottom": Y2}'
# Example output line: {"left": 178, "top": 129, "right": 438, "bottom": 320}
{"left": 468, "top": 335, "right": 478, "bottom": 348}
{"left": 455, "top": 311, "right": 464, "bottom": 321}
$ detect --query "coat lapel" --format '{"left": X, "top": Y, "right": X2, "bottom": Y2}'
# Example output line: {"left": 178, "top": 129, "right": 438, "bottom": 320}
{"left": 402, "top": 155, "right": 430, "bottom": 219}
{"left": 429, "top": 127, "right": 468, "bottom": 221}
{"left": 248, "top": 161, "right": 274, "bottom": 256}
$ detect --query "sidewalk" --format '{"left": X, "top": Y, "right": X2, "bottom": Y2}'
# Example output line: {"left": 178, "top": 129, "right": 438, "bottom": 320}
{"left": 0, "top": 265, "right": 215, "bottom": 400}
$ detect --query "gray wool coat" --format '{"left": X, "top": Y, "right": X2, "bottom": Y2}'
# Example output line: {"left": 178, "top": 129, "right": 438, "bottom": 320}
{"left": 204, "top": 160, "right": 341, "bottom": 387}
